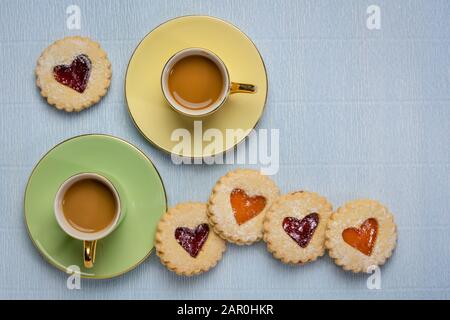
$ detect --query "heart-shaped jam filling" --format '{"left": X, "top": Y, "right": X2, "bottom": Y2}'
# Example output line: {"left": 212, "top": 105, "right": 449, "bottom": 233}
{"left": 282, "top": 213, "right": 319, "bottom": 248}
{"left": 342, "top": 218, "right": 378, "bottom": 256}
{"left": 230, "top": 188, "right": 267, "bottom": 225}
{"left": 53, "top": 54, "right": 91, "bottom": 93}
{"left": 174, "top": 223, "right": 209, "bottom": 258}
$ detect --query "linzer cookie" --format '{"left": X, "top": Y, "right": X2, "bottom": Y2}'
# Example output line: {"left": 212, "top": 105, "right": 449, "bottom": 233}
{"left": 207, "top": 169, "right": 280, "bottom": 245}
{"left": 325, "top": 199, "right": 397, "bottom": 273}
{"left": 35, "top": 36, "right": 112, "bottom": 112}
{"left": 263, "top": 191, "right": 333, "bottom": 264}
{"left": 155, "top": 202, "right": 226, "bottom": 276}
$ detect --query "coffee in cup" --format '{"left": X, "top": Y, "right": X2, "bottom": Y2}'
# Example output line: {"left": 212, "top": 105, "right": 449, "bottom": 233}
{"left": 54, "top": 173, "right": 122, "bottom": 268}
{"left": 62, "top": 178, "right": 117, "bottom": 233}
{"left": 168, "top": 54, "right": 224, "bottom": 110}
{"left": 161, "top": 48, "right": 257, "bottom": 117}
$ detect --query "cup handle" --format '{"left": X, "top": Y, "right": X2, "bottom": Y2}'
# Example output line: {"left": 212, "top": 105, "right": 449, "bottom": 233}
{"left": 83, "top": 240, "right": 97, "bottom": 268}
{"left": 230, "top": 82, "right": 257, "bottom": 94}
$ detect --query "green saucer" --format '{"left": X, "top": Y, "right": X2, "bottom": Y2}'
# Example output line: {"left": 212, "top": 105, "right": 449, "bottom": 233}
{"left": 24, "top": 134, "right": 167, "bottom": 278}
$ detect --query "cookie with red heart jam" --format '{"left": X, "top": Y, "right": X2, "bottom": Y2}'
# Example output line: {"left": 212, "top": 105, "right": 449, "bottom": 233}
{"left": 325, "top": 199, "right": 397, "bottom": 273}
{"left": 35, "top": 36, "right": 111, "bottom": 112}
{"left": 207, "top": 169, "right": 280, "bottom": 245}
{"left": 263, "top": 191, "right": 333, "bottom": 264}
{"left": 155, "top": 202, "right": 226, "bottom": 276}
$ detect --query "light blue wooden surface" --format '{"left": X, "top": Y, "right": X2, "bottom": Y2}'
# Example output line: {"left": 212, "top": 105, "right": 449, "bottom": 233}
{"left": 1, "top": 0, "right": 449, "bottom": 299}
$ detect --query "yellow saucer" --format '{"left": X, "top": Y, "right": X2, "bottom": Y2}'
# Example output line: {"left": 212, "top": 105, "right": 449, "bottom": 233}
{"left": 125, "top": 15, "right": 268, "bottom": 158}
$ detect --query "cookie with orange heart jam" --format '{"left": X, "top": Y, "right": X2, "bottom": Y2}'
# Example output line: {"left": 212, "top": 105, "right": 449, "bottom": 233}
{"left": 155, "top": 202, "right": 226, "bottom": 276}
{"left": 325, "top": 199, "right": 397, "bottom": 273}
{"left": 207, "top": 169, "right": 280, "bottom": 245}
{"left": 263, "top": 191, "right": 333, "bottom": 264}
{"left": 35, "top": 36, "right": 112, "bottom": 112}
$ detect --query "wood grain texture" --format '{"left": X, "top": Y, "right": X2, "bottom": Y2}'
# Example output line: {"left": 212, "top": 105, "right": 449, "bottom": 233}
{"left": 0, "top": 0, "right": 449, "bottom": 299}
